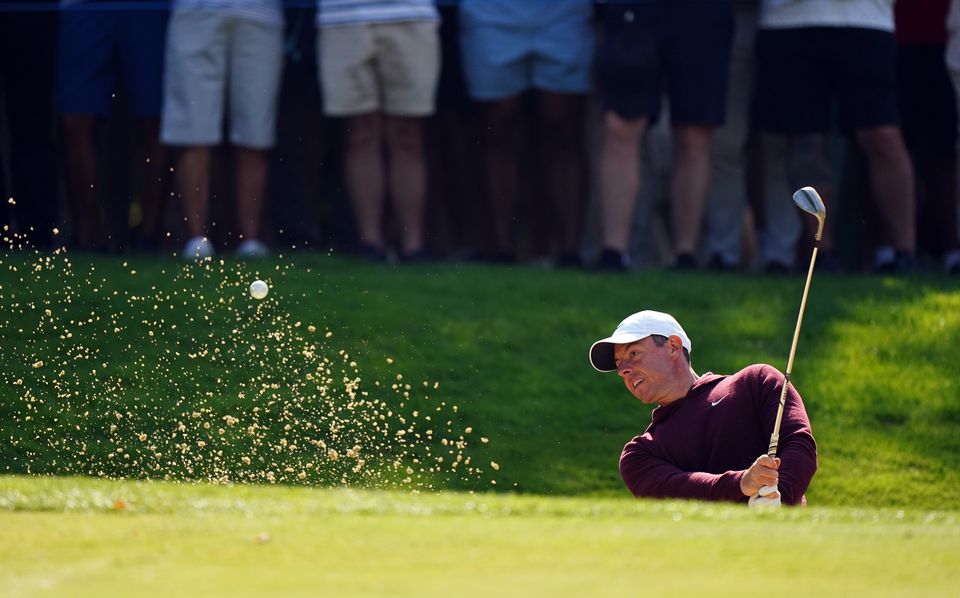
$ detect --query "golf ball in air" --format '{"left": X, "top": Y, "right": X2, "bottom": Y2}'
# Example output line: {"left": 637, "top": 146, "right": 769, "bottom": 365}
{"left": 249, "top": 280, "right": 269, "bottom": 300}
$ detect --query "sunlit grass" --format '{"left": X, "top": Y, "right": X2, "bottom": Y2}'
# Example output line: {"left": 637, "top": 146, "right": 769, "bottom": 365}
{"left": 2, "top": 476, "right": 959, "bottom": 597}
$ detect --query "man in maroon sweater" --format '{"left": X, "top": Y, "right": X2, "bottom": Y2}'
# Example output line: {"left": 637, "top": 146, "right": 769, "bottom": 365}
{"left": 589, "top": 310, "right": 817, "bottom": 506}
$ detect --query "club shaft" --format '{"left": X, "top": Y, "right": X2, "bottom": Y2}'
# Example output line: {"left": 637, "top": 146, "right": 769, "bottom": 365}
{"left": 767, "top": 242, "right": 820, "bottom": 458}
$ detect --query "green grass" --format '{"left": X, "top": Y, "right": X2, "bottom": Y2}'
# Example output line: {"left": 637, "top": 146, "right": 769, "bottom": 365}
{"left": 3, "top": 475, "right": 959, "bottom": 597}
{"left": 2, "top": 253, "right": 960, "bottom": 509}
{"left": 3, "top": 254, "right": 960, "bottom": 594}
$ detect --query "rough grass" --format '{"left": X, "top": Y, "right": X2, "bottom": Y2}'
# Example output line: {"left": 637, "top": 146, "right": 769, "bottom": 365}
{"left": 1, "top": 253, "right": 959, "bottom": 508}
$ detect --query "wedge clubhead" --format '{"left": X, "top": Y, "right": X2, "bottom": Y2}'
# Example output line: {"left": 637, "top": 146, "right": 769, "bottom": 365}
{"left": 792, "top": 186, "right": 827, "bottom": 240}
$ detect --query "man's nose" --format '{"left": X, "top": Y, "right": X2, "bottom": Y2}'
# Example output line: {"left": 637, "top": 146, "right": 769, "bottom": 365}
{"left": 617, "top": 364, "right": 630, "bottom": 377}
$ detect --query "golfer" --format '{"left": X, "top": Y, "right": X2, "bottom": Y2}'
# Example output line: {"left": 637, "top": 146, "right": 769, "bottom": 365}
{"left": 590, "top": 310, "right": 817, "bottom": 505}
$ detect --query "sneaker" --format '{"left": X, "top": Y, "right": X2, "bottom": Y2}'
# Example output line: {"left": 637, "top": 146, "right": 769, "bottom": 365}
{"left": 876, "top": 249, "right": 917, "bottom": 275}
{"left": 944, "top": 250, "right": 960, "bottom": 274}
{"left": 596, "top": 248, "right": 630, "bottom": 272}
{"left": 182, "top": 236, "right": 214, "bottom": 261}
{"left": 873, "top": 245, "right": 897, "bottom": 273}
{"left": 707, "top": 253, "right": 737, "bottom": 272}
{"left": 893, "top": 251, "right": 918, "bottom": 274}
{"left": 672, "top": 253, "right": 697, "bottom": 270}
{"left": 236, "top": 239, "right": 270, "bottom": 258}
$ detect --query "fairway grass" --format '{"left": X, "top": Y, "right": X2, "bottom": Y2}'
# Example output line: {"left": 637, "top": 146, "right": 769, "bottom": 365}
{"left": 3, "top": 476, "right": 959, "bottom": 597}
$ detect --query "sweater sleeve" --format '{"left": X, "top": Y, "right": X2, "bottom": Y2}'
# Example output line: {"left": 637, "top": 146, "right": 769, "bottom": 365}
{"left": 620, "top": 435, "right": 747, "bottom": 502}
{"left": 756, "top": 365, "right": 819, "bottom": 505}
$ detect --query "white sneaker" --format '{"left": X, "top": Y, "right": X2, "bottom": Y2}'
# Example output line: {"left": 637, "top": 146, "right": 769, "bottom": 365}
{"left": 236, "top": 239, "right": 269, "bottom": 258}
{"left": 182, "top": 236, "right": 214, "bottom": 261}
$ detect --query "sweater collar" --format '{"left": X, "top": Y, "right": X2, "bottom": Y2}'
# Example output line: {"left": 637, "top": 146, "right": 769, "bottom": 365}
{"left": 650, "top": 372, "right": 725, "bottom": 420}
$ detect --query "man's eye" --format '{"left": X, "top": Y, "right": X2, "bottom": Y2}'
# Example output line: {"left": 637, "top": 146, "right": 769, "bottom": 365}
{"left": 630, "top": 351, "right": 638, "bottom": 358}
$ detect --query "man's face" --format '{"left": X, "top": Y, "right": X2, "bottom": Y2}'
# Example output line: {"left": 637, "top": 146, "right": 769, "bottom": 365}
{"left": 613, "top": 336, "right": 681, "bottom": 406}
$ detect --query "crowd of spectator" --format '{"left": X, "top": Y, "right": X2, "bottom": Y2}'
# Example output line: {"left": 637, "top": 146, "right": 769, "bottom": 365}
{"left": 1, "top": 0, "right": 958, "bottom": 275}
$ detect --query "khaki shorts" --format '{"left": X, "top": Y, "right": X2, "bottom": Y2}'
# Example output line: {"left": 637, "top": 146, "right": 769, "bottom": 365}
{"left": 161, "top": 10, "right": 284, "bottom": 149}
{"left": 319, "top": 20, "right": 440, "bottom": 117}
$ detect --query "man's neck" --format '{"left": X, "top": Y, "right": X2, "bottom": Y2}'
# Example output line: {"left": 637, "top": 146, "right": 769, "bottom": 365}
{"left": 661, "top": 367, "right": 700, "bottom": 406}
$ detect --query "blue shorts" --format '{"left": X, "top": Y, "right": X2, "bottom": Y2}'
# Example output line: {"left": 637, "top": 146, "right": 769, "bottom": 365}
{"left": 459, "top": 20, "right": 594, "bottom": 101}
{"left": 57, "top": 4, "right": 169, "bottom": 117}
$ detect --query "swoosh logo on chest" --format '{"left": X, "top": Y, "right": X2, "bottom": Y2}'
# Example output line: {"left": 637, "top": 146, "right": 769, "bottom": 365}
{"left": 709, "top": 393, "right": 729, "bottom": 407}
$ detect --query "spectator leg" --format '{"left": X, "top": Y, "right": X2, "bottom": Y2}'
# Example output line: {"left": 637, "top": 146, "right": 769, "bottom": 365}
{"left": 599, "top": 112, "right": 648, "bottom": 254}
{"left": 175, "top": 146, "right": 210, "bottom": 238}
{"left": 924, "top": 151, "right": 958, "bottom": 255}
{"left": 60, "top": 113, "right": 103, "bottom": 249}
{"left": 134, "top": 118, "right": 167, "bottom": 247}
{"left": 705, "top": 120, "right": 749, "bottom": 268}
{"left": 481, "top": 96, "right": 522, "bottom": 257}
{"left": 950, "top": 58, "right": 960, "bottom": 269}
{"left": 855, "top": 126, "right": 917, "bottom": 254}
{"left": 704, "top": 6, "right": 755, "bottom": 269}
{"left": 235, "top": 146, "right": 268, "bottom": 242}
{"left": 384, "top": 115, "right": 427, "bottom": 256}
{"left": 538, "top": 91, "right": 586, "bottom": 258}
{"left": 758, "top": 133, "right": 801, "bottom": 268}
{"left": 345, "top": 112, "right": 386, "bottom": 251}
{"left": 671, "top": 124, "right": 713, "bottom": 256}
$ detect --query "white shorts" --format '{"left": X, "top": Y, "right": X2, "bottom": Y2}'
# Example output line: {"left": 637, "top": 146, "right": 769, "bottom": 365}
{"left": 161, "top": 10, "right": 284, "bottom": 149}
{"left": 319, "top": 20, "right": 440, "bottom": 117}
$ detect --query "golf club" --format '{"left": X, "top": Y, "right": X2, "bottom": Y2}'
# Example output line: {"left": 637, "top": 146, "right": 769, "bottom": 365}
{"left": 753, "top": 186, "right": 826, "bottom": 506}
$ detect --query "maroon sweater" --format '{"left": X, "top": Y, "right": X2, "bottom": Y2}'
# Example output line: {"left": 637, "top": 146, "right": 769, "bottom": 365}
{"left": 619, "top": 364, "right": 817, "bottom": 505}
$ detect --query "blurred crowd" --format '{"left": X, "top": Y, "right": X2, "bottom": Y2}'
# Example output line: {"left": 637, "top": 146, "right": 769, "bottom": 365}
{"left": 1, "top": 0, "right": 959, "bottom": 274}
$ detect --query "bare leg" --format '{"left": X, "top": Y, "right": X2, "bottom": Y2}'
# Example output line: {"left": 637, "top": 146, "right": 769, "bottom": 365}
{"left": 856, "top": 125, "right": 917, "bottom": 253}
{"left": 758, "top": 134, "right": 800, "bottom": 268}
{"left": 384, "top": 115, "right": 426, "bottom": 256}
{"left": 344, "top": 113, "right": 385, "bottom": 250}
{"left": 599, "top": 111, "right": 648, "bottom": 253}
{"left": 60, "top": 113, "right": 102, "bottom": 249}
{"left": 235, "top": 146, "right": 268, "bottom": 241}
{"left": 705, "top": 4, "right": 756, "bottom": 269}
{"left": 671, "top": 124, "right": 713, "bottom": 257}
{"left": 538, "top": 91, "right": 586, "bottom": 257}
{"left": 176, "top": 146, "right": 210, "bottom": 238}
{"left": 482, "top": 96, "right": 523, "bottom": 257}
{"left": 134, "top": 118, "right": 167, "bottom": 246}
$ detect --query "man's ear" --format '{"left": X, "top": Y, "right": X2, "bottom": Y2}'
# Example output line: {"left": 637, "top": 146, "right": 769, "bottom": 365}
{"left": 668, "top": 335, "right": 683, "bottom": 356}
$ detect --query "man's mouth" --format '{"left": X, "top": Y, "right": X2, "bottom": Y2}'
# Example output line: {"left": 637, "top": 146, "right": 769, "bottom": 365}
{"left": 633, "top": 378, "right": 644, "bottom": 389}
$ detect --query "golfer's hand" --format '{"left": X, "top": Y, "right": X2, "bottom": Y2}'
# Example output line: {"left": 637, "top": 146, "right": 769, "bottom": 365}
{"left": 740, "top": 455, "right": 781, "bottom": 498}
{"left": 749, "top": 486, "right": 782, "bottom": 508}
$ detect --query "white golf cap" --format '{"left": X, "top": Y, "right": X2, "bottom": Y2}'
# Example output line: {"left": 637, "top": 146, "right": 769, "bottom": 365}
{"left": 589, "top": 310, "right": 692, "bottom": 372}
